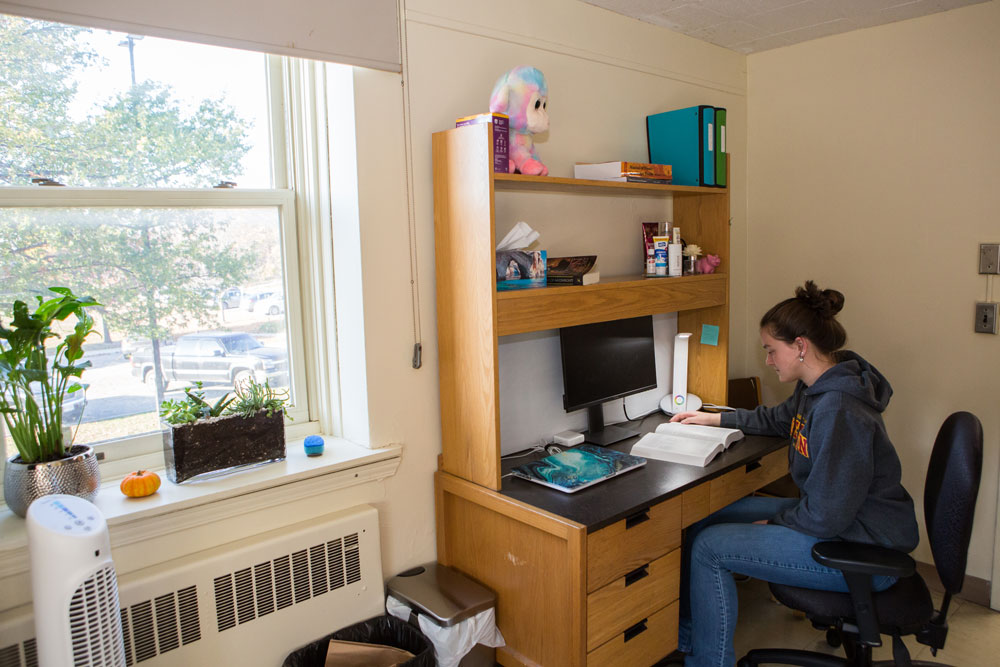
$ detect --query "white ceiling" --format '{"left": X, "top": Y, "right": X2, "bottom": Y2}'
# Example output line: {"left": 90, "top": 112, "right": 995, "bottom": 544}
{"left": 581, "top": 0, "right": 989, "bottom": 54}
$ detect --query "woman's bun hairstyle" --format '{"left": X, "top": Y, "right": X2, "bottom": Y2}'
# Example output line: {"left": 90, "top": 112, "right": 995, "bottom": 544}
{"left": 760, "top": 281, "right": 847, "bottom": 356}
{"left": 794, "top": 281, "right": 845, "bottom": 319}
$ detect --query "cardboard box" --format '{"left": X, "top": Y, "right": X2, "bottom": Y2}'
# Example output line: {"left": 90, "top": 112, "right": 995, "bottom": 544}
{"left": 457, "top": 112, "right": 509, "bottom": 173}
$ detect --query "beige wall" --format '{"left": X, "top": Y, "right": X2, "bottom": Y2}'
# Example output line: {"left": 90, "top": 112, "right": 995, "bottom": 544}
{"left": 745, "top": 1, "right": 1000, "bottom": 582}
{"left": 402, "top": 0, "right": 749, "bottom": 449}
{"left": 335, "top": 0, "right": 751, "bottom": 580}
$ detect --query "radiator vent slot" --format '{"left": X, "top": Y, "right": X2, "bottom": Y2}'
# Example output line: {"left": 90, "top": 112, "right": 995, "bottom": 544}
{"left": 153, "top": 594, "right": 179, "bottom": 653}
{"left": 0, "top": 643, "right": 21, "bottom": 667}
{"left": 213, "top": 531, "right": 363, "bottom": 632}
{"left": 119, "top": 586, "right": 203, "bottom": 664}
{"left": 0, "top": 640, "right": 36, "bottom": 667}
{"left": 177, "top": 586, "right": 201, "bottom": 645}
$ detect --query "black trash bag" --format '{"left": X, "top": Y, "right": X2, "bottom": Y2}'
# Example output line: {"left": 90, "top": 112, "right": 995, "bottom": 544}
{"left": 282, "top": 614, "right": 434, "bottom": 667}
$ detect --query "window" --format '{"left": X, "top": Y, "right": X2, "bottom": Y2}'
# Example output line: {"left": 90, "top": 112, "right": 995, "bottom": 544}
{"left": 1, "top": 14, "right": 337, "bottom": 465}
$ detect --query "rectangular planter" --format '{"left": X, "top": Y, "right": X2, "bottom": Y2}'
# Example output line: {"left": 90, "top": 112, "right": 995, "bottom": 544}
{"left": 163, "top": 411, "right": 285, "bottom": 483}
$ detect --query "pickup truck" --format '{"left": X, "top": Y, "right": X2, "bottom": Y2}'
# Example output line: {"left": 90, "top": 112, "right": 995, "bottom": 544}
{"left": 130, "top": 331, "right": 288, "bottom": 389}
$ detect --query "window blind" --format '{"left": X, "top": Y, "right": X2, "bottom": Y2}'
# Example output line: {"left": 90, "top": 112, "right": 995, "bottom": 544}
{"left": 0, "top": 0, "right": 401, "bottom": 72}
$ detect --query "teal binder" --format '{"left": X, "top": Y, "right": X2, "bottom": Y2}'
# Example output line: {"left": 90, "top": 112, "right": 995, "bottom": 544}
{"left": 714, "top": 107, "right": 727, "bottom": 187}
{"left": 647, "top": 105, "right": 715, "bottom": 187}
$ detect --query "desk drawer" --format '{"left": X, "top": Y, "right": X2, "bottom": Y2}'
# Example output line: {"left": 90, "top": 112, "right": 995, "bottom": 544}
{"left": 587, "top": 548, "right": 680, "bottom": 651}
{"left": 710, "top": 449, "right": 788, "bottom": 511}
{"left": 587, "top": 496, "right": 681, "bottom": 592}
{"left": 587, "top": 600, "right": 678, "bottom": 667}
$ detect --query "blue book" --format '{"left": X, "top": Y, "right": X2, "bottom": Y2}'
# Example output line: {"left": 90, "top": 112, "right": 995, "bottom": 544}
{"left": 646, "top": 105, "right": 716, "bottom": 187}
{"left": 510, "top": 444, "right": 646, "bottom": 493}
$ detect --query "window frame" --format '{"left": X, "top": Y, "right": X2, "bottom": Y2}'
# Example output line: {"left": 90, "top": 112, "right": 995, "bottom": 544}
{"left": 0, "top": 186, "right": 316, "bottom": 464}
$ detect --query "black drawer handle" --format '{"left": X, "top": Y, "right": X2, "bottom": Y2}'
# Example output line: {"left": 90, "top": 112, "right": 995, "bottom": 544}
{"left": 623, "top": 618, "right": 648, "bottom": 642}
{"left": 625, "top": 508, "right": 651, "bottom": 529}
{"left": 745, "top": 459, "right": 762, "bottom": 473}
{"left": 624, "top": 564, "right": 649, "bottom": 587}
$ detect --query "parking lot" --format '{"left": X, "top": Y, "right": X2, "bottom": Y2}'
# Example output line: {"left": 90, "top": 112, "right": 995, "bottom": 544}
{"left": 2, "top": 302, "right": 287, "bottom": 455}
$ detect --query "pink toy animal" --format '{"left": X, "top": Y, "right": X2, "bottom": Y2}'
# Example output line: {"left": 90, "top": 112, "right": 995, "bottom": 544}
{"left": 695, "top": 254, "right": 721, "bottom": 274}
{"left": 489, "top": 66, "right": 549, "bottom": 176}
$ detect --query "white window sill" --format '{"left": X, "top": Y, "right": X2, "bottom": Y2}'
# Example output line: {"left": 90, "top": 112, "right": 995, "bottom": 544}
{"left": 0, "top": 435, "right": 401, "bottom": 578}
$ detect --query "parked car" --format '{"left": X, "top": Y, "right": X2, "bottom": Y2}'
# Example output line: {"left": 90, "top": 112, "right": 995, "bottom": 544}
{"left": 130, "top": 332, "right": 288, "bottom": 389}
{"left": 253, "top": 292, "right": 285, "bottom": 316}
{"left": 2, "top": 385, "right": 86, "bottom": 426}
{"left": 220, "top": 287, "right": 242, "bottom": 310}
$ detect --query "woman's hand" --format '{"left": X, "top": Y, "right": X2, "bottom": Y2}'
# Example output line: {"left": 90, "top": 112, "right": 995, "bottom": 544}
{"left": 669, "top": 411, "right": 722, "bottom": 426}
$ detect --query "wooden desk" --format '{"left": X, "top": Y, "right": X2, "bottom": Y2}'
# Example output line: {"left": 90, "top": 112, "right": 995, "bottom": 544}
{"left": 435, "top": 421, "right": 788, "bottom": 667}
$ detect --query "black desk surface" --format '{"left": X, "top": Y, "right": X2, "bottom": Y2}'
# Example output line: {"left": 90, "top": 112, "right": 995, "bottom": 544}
{"left": 500, "top": 413, "right": 788, "bottom": 534}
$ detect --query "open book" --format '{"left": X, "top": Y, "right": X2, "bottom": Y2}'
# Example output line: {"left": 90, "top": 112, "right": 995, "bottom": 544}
{"left": 630, "top": 422, "right": 744, "bottom": 467}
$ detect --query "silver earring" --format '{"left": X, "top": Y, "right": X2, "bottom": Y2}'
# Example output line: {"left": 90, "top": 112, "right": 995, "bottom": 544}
{"left": 798, "top": 355, "right": 804, "bottom": 362}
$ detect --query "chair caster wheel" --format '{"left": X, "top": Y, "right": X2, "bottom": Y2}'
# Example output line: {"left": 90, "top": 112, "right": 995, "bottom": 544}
{"left": 826, "top": 628, "right": 842, "bottom": 647}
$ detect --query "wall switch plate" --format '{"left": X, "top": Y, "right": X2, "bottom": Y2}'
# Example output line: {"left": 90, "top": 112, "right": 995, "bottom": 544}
{"left": 980, "top": 243, "right": 1000, "bottom": 274}
{"left": 975, "top": 302, "right": 998, "bottom": 334}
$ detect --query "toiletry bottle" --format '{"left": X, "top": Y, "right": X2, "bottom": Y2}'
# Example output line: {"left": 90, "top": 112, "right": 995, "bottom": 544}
{"left": 653, "top": 236, "right": 669, "bottom": 276}
{"left": 668, "top": 226, "right": 683, "bottom": 277}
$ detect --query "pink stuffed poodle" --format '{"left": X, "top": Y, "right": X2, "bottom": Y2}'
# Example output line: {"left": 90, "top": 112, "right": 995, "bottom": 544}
{"left": 489, "top": 66, "right": 549, "bottom": 176}
{"left": 695, "top": 254, "right": 721, "bottom": 274}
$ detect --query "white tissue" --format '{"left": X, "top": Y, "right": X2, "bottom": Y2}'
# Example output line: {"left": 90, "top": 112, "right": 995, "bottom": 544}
{"left": 417, "top": 606, "right": 505, "bottom": 667}
{"left": 385, "top": 594, "right": 505, "bottom": 667}
{"left": 496, "top": 221, "right": 539, "bottom": 250}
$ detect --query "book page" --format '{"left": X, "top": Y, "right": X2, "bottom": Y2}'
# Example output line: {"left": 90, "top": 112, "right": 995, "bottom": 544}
{"left": 631, "top": 432, "right": 723, "bottom": 467}
{"left": 654, "top": 422, "right": 744, "bottom": 448}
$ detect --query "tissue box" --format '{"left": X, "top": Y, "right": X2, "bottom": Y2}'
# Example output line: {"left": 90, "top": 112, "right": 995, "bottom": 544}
{"left": 496, "top": 250, "right": 546, "bottom": 291}
{"left": 457, "top": 112, "right": 509, "bottom": 173}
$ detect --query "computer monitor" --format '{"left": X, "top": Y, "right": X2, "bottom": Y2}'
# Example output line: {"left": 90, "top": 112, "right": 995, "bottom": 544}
{"left": 559, "top": 315, "right": 657, "bottom": 446}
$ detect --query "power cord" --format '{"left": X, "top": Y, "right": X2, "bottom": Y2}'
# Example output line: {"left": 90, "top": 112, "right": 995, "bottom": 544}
{"left": 622, "top": 397, "right": 662, "bottom": 423}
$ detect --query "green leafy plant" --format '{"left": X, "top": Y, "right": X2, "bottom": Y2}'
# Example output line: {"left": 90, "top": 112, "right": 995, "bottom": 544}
{"left": 0, "top": 287, "right": 99, "bottom": 463}
{"left": 226, "top": 378, "right": 291, "bottom": 419}
{"left": 159, "top": 382, "right": 235, "bottom": 425}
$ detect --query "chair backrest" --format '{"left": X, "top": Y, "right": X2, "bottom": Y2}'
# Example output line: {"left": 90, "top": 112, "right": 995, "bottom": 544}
{"left": 924, "top": 411, "right": 983, "bottom": 594}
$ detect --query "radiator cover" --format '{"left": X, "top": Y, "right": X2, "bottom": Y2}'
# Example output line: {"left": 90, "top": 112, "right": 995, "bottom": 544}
{"left": 0, "top": 504, "right": 384, "bottom": 667}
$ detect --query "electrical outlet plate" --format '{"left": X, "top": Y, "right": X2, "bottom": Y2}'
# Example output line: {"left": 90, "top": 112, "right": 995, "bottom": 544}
{"left": 980, "top": 243, "right": 1000, "bottom": 274}
{"left": 975, "top": 302, "right": 998, "bottom": 334}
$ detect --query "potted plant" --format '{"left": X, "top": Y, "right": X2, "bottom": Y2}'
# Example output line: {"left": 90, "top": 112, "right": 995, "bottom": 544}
{"left": 160, "top": 378, "right": 289, "bottom": 483}
{"left": 1, "top": 288, "right": 100, "bottom": 517}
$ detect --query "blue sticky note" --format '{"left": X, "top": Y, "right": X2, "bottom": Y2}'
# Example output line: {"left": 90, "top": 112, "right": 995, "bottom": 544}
{"left": 701, "top": 324, "right": 720, "bottom": 346}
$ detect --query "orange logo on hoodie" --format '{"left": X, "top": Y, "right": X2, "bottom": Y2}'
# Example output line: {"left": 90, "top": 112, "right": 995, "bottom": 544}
{"left": 790, "top": 414, "right": 809, "bottom": 458}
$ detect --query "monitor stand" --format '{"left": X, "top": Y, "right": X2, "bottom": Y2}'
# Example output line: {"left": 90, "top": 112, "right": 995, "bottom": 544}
{"left": 583, "top": 405, "right": 640, "bottom": 446}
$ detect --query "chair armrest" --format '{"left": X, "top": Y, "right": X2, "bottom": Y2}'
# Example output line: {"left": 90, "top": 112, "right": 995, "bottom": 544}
{"left": 812, "top": 541, "right": 915, "bottom": 578}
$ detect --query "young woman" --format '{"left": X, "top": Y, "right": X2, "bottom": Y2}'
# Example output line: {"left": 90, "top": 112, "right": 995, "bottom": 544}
{"left": 670, "top": 281, "right": 918, "bottom": 667}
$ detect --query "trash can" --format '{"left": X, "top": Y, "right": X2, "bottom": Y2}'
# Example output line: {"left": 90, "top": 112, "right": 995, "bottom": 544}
{"left": 387, "top": 563, "right": 501, "bottom": 667}
{"left": 282, "top": 614, "right": 434, "bottom": 667}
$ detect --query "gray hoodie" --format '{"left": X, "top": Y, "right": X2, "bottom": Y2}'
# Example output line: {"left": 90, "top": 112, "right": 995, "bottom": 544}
{"left": 720, "top": 351, "right": 918, "bottom": 551}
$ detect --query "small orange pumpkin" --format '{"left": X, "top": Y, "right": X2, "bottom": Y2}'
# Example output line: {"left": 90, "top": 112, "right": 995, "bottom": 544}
{"left": 120, "top": 470, "right": 161, "bottom": 498}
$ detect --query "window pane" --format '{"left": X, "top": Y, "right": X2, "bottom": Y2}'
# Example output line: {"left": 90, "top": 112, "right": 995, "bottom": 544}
{"left": 1, "top": 14, "right": 271, "bottom": 188}
{"left": 0, "top": 206, "right": 291, "bottom": 453}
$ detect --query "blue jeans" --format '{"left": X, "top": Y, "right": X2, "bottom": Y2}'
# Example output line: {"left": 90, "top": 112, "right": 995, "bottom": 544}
{"left": 677, "top": 496, "right": 897, "bottom": 667}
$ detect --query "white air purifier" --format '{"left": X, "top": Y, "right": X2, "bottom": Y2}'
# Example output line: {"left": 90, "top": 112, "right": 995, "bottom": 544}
{"left": 27, "top": 494, "right": 126, "bottom": 667}
{"left": 660, "top": 332, "right": 702, "bottom": 415}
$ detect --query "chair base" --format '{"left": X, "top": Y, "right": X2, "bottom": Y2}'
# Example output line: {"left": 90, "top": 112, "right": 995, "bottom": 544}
{"left": 739, "top": 648, "right": 849, "bottom": 666}
{"left": 738, "top": 648, "right": 954, "bottom": 667}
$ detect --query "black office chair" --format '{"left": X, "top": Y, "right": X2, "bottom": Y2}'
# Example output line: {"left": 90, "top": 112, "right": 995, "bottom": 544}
{"left": 738, "top": 411, "right": 983, "bottom": 667}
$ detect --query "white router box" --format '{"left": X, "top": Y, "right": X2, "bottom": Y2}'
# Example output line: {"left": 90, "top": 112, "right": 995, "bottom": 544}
{"left": 659, "top": 332, "right": 702, "bottom": 415}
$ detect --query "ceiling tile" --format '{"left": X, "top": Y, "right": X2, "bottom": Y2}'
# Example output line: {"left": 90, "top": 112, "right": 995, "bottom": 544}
{"left": 744, "top": 0, "right": 848, "bottom": 34}
{"left": 731, "top": 33, "right": 794, "bottom": 54}
{"left": 690, "top": 20, "right": 768, "bottom": 48}
{"left": 579, "top": 0, "right": 990, "bottom": 54}
{"left": 646, "top": 4, "right": 729, "bottom": 32}
{"left": 778, "top": 17, "right": 860, "bottom": 45}
{"left": 585, "top": 0, "right": 693, "bottom": 16}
